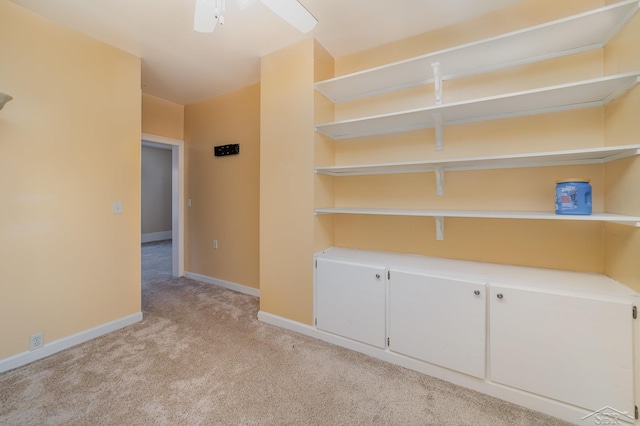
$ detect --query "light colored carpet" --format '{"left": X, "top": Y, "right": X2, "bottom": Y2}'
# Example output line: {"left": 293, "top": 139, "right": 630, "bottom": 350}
{"left": 0, "top": 240, "right": 571, "bottom": 425}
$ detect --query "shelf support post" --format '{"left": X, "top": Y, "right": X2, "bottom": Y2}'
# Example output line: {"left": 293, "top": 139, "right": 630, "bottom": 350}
{"left": 435, "top": 216, "right": 444, "bottom": 241}
{"left": 434, "top": 166, "right": 445, "bottom": 196}
{"left": 431, "top": 62, "right": 442, "bottom": 105}
{"left": 433, "top": 112, "right": 444, "bottom": 150}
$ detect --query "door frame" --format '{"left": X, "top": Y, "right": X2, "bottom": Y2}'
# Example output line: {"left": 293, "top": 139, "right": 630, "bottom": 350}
{"left": 141, "top": 132, "right": 185, "bottom": 277}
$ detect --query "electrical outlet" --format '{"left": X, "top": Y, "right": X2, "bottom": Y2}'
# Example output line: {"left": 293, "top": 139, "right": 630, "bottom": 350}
{"left": 30, "top": 333, "right": 44, "bottom": 351}
{"left": 213, "top": 240, "right": 218, "bottom": 249}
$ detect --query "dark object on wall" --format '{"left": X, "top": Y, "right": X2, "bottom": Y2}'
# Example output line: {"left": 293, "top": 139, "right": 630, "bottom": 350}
{"left": 0, "top": 93, "right": 13, "bottom": 110}
{"left": 214, "top": 143, "right": 240, "bottom": 157}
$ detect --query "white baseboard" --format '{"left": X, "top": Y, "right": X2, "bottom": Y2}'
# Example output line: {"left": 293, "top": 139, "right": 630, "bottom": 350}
{"left": 184, "top": 272, "right": 260, "bottom": 297}
{"left": 257, "top": 311, "right": 601, "bottom": 426}
{"left": 0, "top": 312, "right": 143, "bottom": 374}
{"left": 141, "top": 231, "right": 172, "bottom": 243}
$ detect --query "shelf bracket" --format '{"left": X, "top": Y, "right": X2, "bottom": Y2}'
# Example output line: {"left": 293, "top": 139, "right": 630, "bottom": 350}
{"left": 435, "top": 216, "right": 444, "bottom": 241}
{"left": 431, "top": 62, "right": 442, "bottom": 105}
{"left": 433, "top": 112, "right": 444, "bottom": 150}
{"left": 434, "top": 166, "right": 445, "bottom": 196}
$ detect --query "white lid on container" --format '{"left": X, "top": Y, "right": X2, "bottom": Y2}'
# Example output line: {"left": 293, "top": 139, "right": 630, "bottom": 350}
{"left": 556, "top": 178, "right": 590, "bottom": 184}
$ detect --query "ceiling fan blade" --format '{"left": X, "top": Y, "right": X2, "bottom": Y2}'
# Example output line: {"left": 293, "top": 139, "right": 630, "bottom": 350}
{"left": 260, "top": 0, "right": 317, "bottom": 33}
{"left": 237, "top": 0, "right": 257, "bottom": 10}
{"left": 194, "top": 0, "right": 220, "bottom": 33}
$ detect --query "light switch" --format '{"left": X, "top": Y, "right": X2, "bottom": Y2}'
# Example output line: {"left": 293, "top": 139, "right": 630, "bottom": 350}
{"left": 113, "top": 201, "right": 123, "bottom": 214}
{"left": 188, "top": 198, "right": 192, "bottom": 207}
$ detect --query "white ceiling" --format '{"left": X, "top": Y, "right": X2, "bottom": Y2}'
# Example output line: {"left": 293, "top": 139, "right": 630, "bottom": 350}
{"left": 9, "top": 0, "right": 524, "bottom": 105}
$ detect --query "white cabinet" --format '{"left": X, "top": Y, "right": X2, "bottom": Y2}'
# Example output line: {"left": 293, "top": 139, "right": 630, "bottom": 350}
{"left": 315, "top": 258, "right": 387, "bottom": 348}
{"left": 388, "top": 269, "right": 487, "bottom": 378}
{"left": 490, "top": 284, "right": 635, "bottom": 414}
{"left": 312, "top": 248, "right": 639, "bottom": 423}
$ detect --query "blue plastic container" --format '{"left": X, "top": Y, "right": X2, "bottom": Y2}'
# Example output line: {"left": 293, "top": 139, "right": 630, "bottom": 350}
{"left": 555, "top": 178, "right": 592, "bottom": 215}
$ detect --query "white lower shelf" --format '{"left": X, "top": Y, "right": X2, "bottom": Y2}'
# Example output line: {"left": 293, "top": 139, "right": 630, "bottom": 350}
{"left": 315, "top": 208, "right": 640, "bottom": 240}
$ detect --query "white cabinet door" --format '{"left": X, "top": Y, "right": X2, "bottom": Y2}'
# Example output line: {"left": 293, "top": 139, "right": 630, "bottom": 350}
{"left": 389, "top": 269, "right": 487, "bottom": 378}
{"left": 315, "top": 258, "right": 387, "bottom": 348}
{"left": 490, "top": 284, "right": 635, "bottom": 414}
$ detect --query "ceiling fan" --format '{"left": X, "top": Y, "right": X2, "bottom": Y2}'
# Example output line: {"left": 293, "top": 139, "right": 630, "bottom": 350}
{"left": 194, "top": 0, "right": 317, "bottom": 34}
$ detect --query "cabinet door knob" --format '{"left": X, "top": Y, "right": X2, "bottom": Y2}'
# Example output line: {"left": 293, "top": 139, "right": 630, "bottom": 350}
{"left": 375, "top": 274, "right": 380, "bottom": 279}
{"left": 474, "top": 290, "right": 480, "bottom": 296}
{"left": 497, "top": 293, "right": 504, "bottom": 299}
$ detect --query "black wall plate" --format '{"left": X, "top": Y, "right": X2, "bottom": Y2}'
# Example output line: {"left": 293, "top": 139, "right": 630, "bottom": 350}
{"left": 214, "top": 144, "right": 240, "bottom": 157}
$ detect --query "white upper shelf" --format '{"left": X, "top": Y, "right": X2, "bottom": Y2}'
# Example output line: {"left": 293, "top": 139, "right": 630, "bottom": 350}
{"left": 314, "top": 0, "right": 640, "bottom": 103}
{"left": 315, "top": 72, "right": 640, "bottom": 140}
{"left": 314, "top": 208, "right": 640, "bottom": 227}
{"left": 315, "top": 145, "right": 640, "bottom": 176}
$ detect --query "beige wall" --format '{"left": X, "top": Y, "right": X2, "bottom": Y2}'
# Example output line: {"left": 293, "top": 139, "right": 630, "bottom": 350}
{"left": 603, "top": 6, "right": 640, "bottom": 291}
{"left": 184, "top": 84, "right": 260, "bottom": 289}
{"left": 260, "top": 40, "right": 317, "bottom": 323}
{"left": 0, "top": 0, "right": 141, "bottom": 359}
{"left": 142, "top": 93, "right": 184, "bottom": 140}
{"left": 141, "top": 146, "right": 172, "bottom": 235}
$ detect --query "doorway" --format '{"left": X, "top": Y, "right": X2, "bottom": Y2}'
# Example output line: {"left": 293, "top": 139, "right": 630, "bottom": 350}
{"left": 141, "top": 133, "right": 184, "bottom": 277}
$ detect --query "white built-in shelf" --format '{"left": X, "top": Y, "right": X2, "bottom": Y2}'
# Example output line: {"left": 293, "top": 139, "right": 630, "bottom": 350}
{"left": 315, "top": 144, "right": 640, "bottom": 195}
{"left": 313, "top": 2, "right": 640, "bottom": 242}
{"left": 315, "top": 208, "right": 640, "bottom": 226}
{"left": 315, "top": 145, "right": 640, "bottom": 176}
{"left": 315, "top": 208, "right": 640, "bottom": 240}
{"left": 315, "top": 72, "right": 640, "bottom": 142}
{"left": 314, "top": 0, "right": 640, "bottom": 103}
